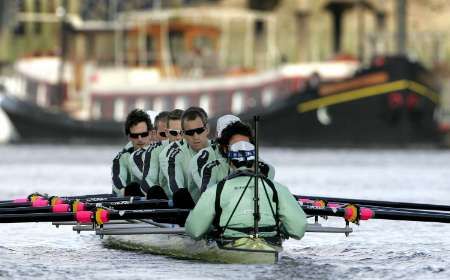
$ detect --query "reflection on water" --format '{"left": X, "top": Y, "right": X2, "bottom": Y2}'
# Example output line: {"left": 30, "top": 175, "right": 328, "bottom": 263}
{"left": 0, "top": 144, "right": 449, "bottom": 279}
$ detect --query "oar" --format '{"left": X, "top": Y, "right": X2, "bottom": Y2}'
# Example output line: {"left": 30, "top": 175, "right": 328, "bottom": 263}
{"left": 302, "top": 205, "right": 450, "bottom": 224}
{"left": 298, "top": 199, "right": 450, "bottom": 216}
{"left": 0, "top": 193, "right": 114, "bottom": 205}
{"left": 81, "top": 199, "right": 173, "bottom": 211}
{"left": 55, "top": 193, "right": 114, "bottom": 200}
{"left": 0, "top": 204, "right": 72, "bottom": 215}
{"left": 296, "top": 195, "right": 450, "bottom": 212}
{"left": 0, "top": 197, "right": 50, "bottom": 208}
{"left": 0, "top": 198, "right": 175, "bottom": 215}
{"left": 101, "top": 209, "right": 190, "bottom": 224}
{"left": 0, "top": 195, "right": 145, "bottom": 209}
{"left": 0, "top": 208, "right": 189, "bottom": 224}
{"left": 0, "top": 212, "right": 90, "bottom": 223}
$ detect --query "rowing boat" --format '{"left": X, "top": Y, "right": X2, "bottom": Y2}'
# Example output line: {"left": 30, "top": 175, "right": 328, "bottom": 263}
{"left": 96, "top": 222, "right": 281, "bottom": 264}
{"left": 104, "top": 232, "right": 280, "bottom": 264}
{"left": 4, "top": 192, "right": 449, "bottom": 265}
{"left": 68, "top": 220, "right": 352, "bottom": 264}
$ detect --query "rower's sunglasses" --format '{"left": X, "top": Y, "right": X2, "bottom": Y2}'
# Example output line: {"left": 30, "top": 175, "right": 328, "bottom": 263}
{"left": 183, "top": 127, "right": 206, "bottom": 136}
{"left": 158, "top": 131, "right": 167, "bottom": 138}
{"left": 168, "top": 130, "right": 182, "bottom": 136}
{"left": 129, "top": 131, "right": 149, "bottom": 139}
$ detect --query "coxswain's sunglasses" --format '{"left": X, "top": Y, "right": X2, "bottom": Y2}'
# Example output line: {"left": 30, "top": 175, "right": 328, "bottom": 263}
{"left": 183, "top": 127, "right": 206, "bottom": 136}
{"left": 129, "top": 131, "right": 149, "bottom": 139}
{"left": 168, "top": 129, "right": 182, "bottom": 136}
{"left": 158, "top": 131, "right": 167, "bottom": 138}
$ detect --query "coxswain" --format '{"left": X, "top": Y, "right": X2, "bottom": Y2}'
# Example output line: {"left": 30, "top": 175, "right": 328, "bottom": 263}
{"left": 185, "top": 121, "right": 307, "bottom": 242}
{"left": 195, "top": 120, "right": 275, "bottom": 196}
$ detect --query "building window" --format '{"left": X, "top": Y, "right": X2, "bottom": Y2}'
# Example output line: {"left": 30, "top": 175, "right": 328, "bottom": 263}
{"left": 33, "top": 0, "right": 42, "bottom": 34}
{"left": 13, "top": 0, "right": 26, "bottom": 36}
{"left": 231, "top": 91, "right": 244, "bottom": 114}
{"left": 174, "top": 96, "right": 188, "bottom": 110}
{"left": 113, "top": 98, "right": 125, "bottom": 121}
{"left": 199, "top": 94, "right": 210, "bottom": 115}
{"left": 92, "top": 100, "right": 102, "bottom": 120}
{"left": 153, "top": 97, "right": 164, "bottom": 112}
{"left": 135, "top": 98, "right": 147, "bottom": 110}
{"left": 36, "top": 84, "right": 47, "bottom": 107}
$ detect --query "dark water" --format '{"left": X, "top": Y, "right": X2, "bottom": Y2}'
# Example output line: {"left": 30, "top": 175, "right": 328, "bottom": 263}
{"left": 0, "top": 145, "right": 449, "bottom": 280}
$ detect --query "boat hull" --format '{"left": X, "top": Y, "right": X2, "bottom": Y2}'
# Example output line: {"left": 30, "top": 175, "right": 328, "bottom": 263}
{"left": 0, "top": 93, "right": 124, "bottom": 143}
{"left": 236, "top": 56, "right": 440, "bottom": 147}
{"left": 103, "top": 234, "right": 280, "bottom": 264}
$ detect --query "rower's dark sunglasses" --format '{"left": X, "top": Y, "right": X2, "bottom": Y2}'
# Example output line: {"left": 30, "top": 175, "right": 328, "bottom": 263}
{"left": 129, "top": 131, "right": 149, "bottom": 139}
{"left": 168, "top": 130, "right": 182, "bottom": 136}
{"left": 159, "top": 131, "right": 167, "bottom": 138}
{"left": 183, "top": 127, "right": 206, "bottom": 136}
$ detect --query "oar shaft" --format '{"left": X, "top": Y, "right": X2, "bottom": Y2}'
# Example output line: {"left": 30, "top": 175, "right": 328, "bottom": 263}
{"left": 0, "top": 212, "right": 77, "bottom": 223}
{"left": 296, "top": 195, "right": 450, "bottom": 212}
{"left": 372, "top": 209, "right": 450, "bottom": 223}
{"left": 0, "top": 206, "right": 53, "bottom": 214}
{"left": 0, "top": 193, "right": 114, "bottom": 205}
{"left": 0, "top": 196, "right": 138, "bottom": 209}
{"left": 59, "top": 193, "right": 114, "bottom": 200}
{"left": 0, "top": 201, "right": 32, "bottom": 208}
{"left": 300, "top": 201, "right": 450, "bottom": 216}
{"left": 302, "top": 205, "right": 450, "bottom": 224}
{"left": 106, "top": 209, "right": 189, "bottom": 224}
{"left": 83, "top": 199, "right": 171, "bottom": 211}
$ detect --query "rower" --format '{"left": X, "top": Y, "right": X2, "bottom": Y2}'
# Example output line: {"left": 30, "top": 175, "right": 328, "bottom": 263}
{"left": 111, "top": 109, "right": 153, "bottom": 197}
{"left": 195, "top": 120, "right": 275, "bottom": 196}
{"left": 160, "top": 107, "right": 210, "bottom": 206}
{"left": 185, "top": 121, "right": 307, "bottom": 243}
{"left": 145, "top": 110, "right": 160, "bottom": 143}
{"left": 153, "top": 111, "right": 169, "bottom": 142}
{"left": 142, "top": 109, "right": 184, "bottom": 199}
{"left": 128, "top": 111, "right": 169, "bottom": 187}
{"left": 190, "top": 114, "right": 240, "bottom": 200}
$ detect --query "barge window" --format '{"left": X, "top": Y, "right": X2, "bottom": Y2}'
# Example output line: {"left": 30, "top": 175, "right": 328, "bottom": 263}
{"left": 232, "top": 91, "right": 244, "bottom": 114}
{"left": 113, "top": 98, "right": 126, "bottom": 121}
{"left": 153, "top": 97, "right": 164, "bottom": 112}
{"left": 92, "top": 101, "right": 102, "bottom": 120}
{"left": 175, "top": 96, "right": 188, "bottom": 110}
{"left": 135, "top": 98, "right": 147, "bottom": 110}
{"left": 262, "top": 88, "right": 274, "bottom": 107}
{"left": 199, "top": 94, "right": 210, "bottom": 115}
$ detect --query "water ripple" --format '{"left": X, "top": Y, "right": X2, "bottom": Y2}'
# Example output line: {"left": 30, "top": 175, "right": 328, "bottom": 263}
{"left": 1, "top": 146, "right": 450, "bottom": 279}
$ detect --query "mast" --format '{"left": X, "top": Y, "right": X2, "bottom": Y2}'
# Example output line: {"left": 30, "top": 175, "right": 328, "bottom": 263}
{"left": 396, "top": 0, "right": 407, "bottom": 56}
{"left": 56, "top": 1, "right": 68, "bottom": 108}
{"left": 253, "top": 115, "right": 260, "bottom": 237}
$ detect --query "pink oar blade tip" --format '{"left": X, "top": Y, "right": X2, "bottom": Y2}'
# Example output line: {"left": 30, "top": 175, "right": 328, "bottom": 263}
{"left": 75, "top": 211, "right": 93, "bottom": 223}
{"left": 52, "top": 198, "right": 64, "bottom": 205}
{"left": 32, "top": 198, "right": 49, "bottom": 207}
{"left": 52, "top": 204, "right": 70, "bottom": 213}
{"left": 74, "top": 202, "right": 86, "bottom": 212}
{"left": 360, "top": 208, "right": 374, "bottom": 220}
{"left": 13, "top": 198, "right": 29, "bottom": 203}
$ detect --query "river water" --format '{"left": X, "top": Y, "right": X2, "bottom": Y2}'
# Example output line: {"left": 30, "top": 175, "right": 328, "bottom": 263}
{"left": 0, "top": 145, "right": 449, "bottom": 280}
